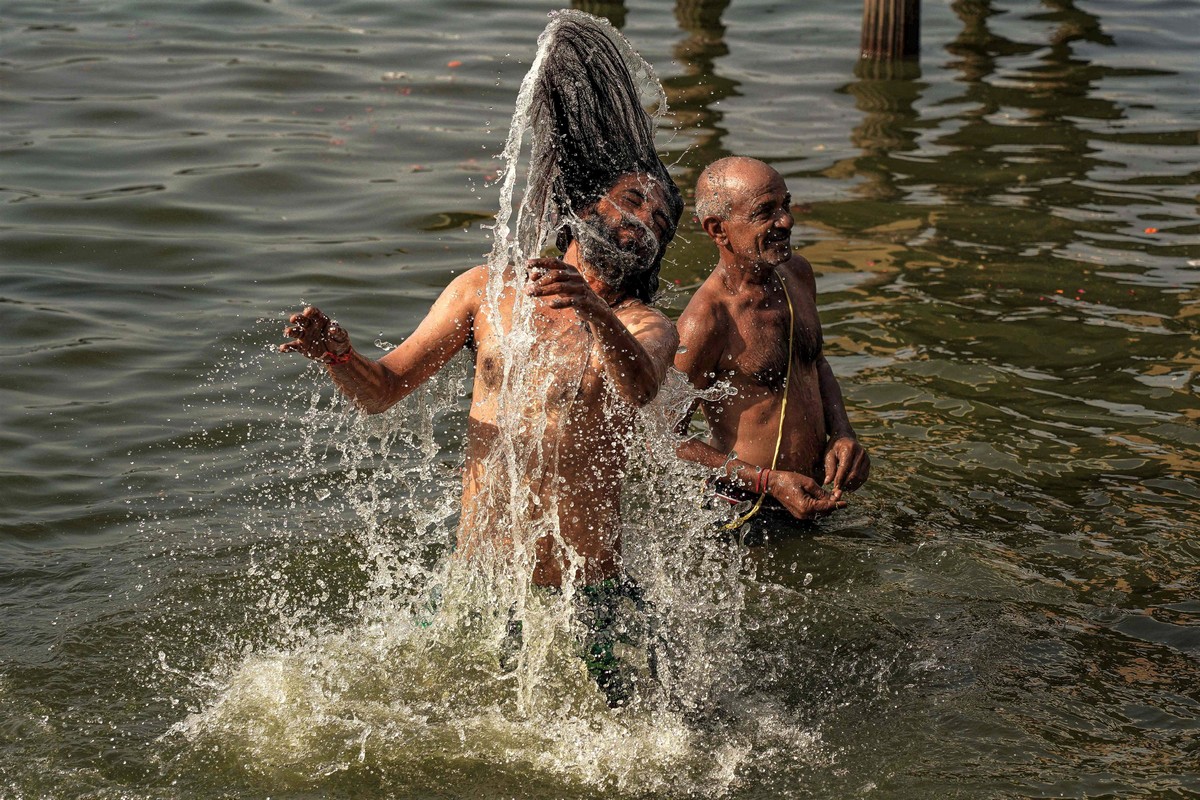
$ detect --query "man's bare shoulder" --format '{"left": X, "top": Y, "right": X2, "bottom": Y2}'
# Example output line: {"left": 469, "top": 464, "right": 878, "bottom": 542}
{"left": 452, "top": 264, "right": 490, "bottom": 290}
{"left": 780, "top": 255, "right": 817, "bottom": 294}
{"left": 677, "top": 269, "right": 731, "bottom": 336}
{"left": 615, "top": 302, "right": 679, "bottom": 353}
{"left": 437, "top": 265, "right": 489, "bottom": 309}
{"left": 615, "top": 299, "right": 673, "bottom": 329}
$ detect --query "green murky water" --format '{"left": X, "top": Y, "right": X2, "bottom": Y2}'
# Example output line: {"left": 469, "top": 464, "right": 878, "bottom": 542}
{"left": 2, "top": 1, "right": 1197, "bottom": 797}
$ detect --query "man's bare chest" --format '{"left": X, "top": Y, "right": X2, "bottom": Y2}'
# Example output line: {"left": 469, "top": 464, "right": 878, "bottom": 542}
{"left": 723, "top": 299, "right": 823, "bottom": 392}
{"left": 472, "top": 306, "right": 596, "bottom": 402}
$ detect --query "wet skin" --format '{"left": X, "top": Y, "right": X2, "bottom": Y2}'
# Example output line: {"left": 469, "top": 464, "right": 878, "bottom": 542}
{"left": 675, "top": 157, "right": 869, "bottom": 520}
{"left": 282, "top": 173, "right": 678, "bottom": 588}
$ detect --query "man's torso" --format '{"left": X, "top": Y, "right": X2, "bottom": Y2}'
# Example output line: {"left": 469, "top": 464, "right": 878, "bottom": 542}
{"left": 698, "top": 257, "right": 827, "bottom": 475}
{"left": 456, "top": 266, "right": 641, "bottom": 585}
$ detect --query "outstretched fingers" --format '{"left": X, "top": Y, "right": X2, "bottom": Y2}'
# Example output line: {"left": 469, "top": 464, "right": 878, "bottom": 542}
{"left": 280, "top": 305, "right": 336, "bottom": 359}
{"left": 282, "top": 313, "right": 312, "bottom": 342}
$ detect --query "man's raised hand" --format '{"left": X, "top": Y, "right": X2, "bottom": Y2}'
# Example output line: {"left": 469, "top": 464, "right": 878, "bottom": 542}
{"left": 525, "top": 258, "right": 607, "bottom": 318}
{"left": 280, "top": 306, "right": 353, "bottom": 364}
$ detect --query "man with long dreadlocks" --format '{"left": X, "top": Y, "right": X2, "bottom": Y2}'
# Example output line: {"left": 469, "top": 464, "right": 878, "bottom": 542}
{"left": 280, "top": 12, "right": 682, "bottom": 702}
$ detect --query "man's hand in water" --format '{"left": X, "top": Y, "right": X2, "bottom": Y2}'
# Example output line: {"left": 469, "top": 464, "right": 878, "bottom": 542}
{"left": 525, "top": 258, "right": 608, "bottom": 319}
{"left": 822, "top": 436, "right": 870, "bottom": 494}
{"left": 767, "top": 470, "right": 847, "bottom": 519}
{"left": 280, "top": 306, "right": 354, "bottom": 363}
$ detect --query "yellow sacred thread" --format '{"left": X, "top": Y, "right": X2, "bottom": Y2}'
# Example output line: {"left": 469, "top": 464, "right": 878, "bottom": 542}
{"left": 723, "top": 270, "right": 793, "bottom": 531}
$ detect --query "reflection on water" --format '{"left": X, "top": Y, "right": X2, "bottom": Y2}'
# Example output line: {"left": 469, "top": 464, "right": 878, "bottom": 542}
{"left": 833, "top": 59, "right": 927, "bottom": 203}
{"left": 1, "top": 0, "right": 1198, "bottom": 798}
{"left": 664, "top": 0, "right": 736, "bottom": 179}
{"left": 571, "top": 0, "right": 627, "bottom": 30}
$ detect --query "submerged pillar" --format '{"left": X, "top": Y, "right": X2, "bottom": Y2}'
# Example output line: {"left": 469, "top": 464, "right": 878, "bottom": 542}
{"left": 860, "top": 0, "right": 920, "bottom": 60}
{"left": 571, "top": 0, "right": 628, "bottom": 30}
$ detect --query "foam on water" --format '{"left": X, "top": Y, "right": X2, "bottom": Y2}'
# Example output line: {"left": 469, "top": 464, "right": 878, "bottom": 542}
{"left": 168, "top": 352, "right": 816, "bottom": 795}
{"left": 169, "top": 581, "right": 793, "bottom": 794}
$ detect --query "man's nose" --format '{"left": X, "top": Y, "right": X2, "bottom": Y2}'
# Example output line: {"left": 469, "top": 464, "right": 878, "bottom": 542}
{"left": 775, "top": 207, "right": 794, "bottom": 229}
{"left": 630, "top": 211, "right": 657, "bottom": 239}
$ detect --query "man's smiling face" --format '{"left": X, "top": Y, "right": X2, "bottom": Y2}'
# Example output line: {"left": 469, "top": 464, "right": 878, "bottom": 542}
{"left": 722, "top": 163, "right": 794, "bottom": 267}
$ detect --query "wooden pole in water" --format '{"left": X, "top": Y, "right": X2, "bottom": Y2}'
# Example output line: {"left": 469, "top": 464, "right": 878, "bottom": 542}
{"left": 860, "top": 0, "right": 920, "bottom": 60}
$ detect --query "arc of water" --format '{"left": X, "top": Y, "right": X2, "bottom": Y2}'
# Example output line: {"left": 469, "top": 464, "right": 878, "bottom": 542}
{"left": 473, "top": 10, "right": 674, "bottom": 615}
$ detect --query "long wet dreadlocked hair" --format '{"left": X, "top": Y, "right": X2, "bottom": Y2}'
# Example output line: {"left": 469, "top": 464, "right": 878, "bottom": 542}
{"left": 516, "top": 10, "right": 683, "bottom": 303}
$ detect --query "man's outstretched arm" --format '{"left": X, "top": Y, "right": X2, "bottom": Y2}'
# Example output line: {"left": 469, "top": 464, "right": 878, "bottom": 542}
{"left": 281, "top": 267, "right": 482, "bottom": 414}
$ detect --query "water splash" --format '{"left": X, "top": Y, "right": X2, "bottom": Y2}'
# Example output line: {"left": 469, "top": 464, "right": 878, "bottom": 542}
{"left": 152, "top": 332, "right": 833, "bottom": 797}
{"left": 472, "top": 9, "right": 675, "bottom": 603}
{"left": 164, "top": 13, "right": 829, "bottom": 796}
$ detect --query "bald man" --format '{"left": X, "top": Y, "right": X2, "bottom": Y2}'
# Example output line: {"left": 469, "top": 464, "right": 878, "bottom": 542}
{"left": 675, "top": 157, "right": 869, "bottom": 523}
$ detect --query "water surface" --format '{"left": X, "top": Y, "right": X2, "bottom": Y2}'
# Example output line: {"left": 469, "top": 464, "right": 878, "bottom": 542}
{"left": 2, "top": 0, "right": 1198, "bottom": 797}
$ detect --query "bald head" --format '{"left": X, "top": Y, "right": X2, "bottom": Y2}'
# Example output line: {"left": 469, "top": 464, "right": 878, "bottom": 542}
{"left": 694, "top": 157, "right": 794, "bottom": 266}
{"left": 695, "top": 157, "right": 781, "bottom": 223}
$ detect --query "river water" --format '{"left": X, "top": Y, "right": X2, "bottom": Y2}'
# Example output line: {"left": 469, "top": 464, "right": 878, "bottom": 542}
{"left": 2, "top": 0, "right": 1198, "bottom": 797}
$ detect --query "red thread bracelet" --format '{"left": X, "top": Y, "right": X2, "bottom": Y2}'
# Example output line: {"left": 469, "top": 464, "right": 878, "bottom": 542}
{"left": 324, "top": 350, "right": 352, "bottom": 365}
{"left": 758, "top": 468, "right": 771, "bottom": 494}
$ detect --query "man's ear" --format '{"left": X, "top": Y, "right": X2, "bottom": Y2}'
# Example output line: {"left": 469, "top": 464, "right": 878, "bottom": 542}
{"left": 701, "top": 216, "right": 727, "bottom": 246}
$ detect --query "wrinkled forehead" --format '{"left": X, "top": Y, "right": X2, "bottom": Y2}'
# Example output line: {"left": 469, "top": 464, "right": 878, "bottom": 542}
{"left": 729, "top": 165, "right": 788, "bottom": 207}
{"left": 607, "top": 172, "right": 670, "bottom": 207}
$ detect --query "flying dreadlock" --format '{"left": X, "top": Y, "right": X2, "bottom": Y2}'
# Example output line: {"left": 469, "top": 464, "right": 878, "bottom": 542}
{"left": 513, "top": 10, "right": 683, "bottom": 303}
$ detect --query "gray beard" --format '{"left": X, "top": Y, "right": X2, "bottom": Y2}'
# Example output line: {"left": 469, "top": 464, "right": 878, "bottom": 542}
{"left": 568, "top": 208, "right": 658, "bottom": 290}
